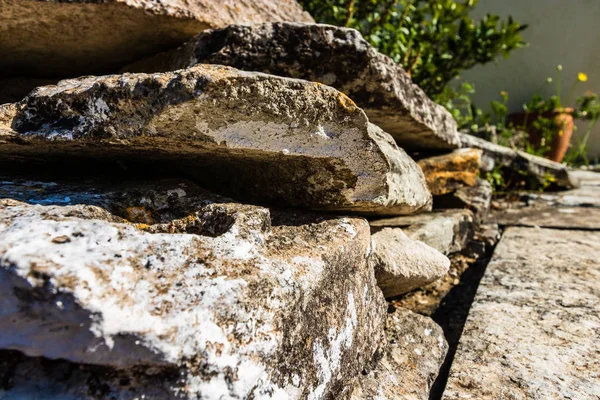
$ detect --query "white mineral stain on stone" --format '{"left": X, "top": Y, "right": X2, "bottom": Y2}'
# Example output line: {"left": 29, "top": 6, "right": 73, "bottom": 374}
{"left": 0, "top": 200, "right": 382, "bottom": 399}
{"left": 339, "top": 218, "right": 357, "bottom": 237}
{"left": 309, "top": 292, "right": 358, "bottom": 400}
{"left": 93, "top": 98, "right": 110, "bottom": 120}
{"left": 0, "top": 206, "right": 271, "bottom": 370}
{"left": 167, "top": 188, "right": 186, "bottom": 197}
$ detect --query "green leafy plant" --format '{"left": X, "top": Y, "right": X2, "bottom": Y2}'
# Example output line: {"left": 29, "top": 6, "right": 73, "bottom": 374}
{"left": 517, "top": 68, "right": 600, "bottom": 164}
{"left": 447, "top": 68, "right": 600, "bottom": 167}
{"left": 565, "top": 92, "right": 600, "bottom": 166}
{"left": 485, "top": 164, "right": 506, "bottom": 193}
{"left": 299, "top": 0, "right": 528, "bottom": 98}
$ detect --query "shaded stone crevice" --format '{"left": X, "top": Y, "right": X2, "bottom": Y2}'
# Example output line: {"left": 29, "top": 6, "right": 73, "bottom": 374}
{"left": 496, "top": 222, "right": 600, "bottom": 231}
{"left": 0, "top": 177, "right": 264, "bottom": 239}
{"left": 0, "top": 147, "right": 354, "bottom": 212}
{"left": 0, "top": 64, "right": 433, "bottom": 216}
{"left": 442, "top": 226, "right": 600, "bottom": 399}
{"left": 0, "top": 349, "right": 185, "bottom": 397}
{"left": 427, "top": 233, "right": 502, "bottom": 400}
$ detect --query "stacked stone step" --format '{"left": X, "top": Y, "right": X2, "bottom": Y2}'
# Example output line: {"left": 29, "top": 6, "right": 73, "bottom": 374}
{"left": 444, "top": 170, "right": 600, "bottom": 399}
{"left": 0, "top": 2, "right": 544, "bottom": 399}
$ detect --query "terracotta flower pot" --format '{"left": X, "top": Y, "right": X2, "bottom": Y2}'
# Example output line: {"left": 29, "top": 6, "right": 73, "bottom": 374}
{"left": 509, "top": 108, "right": 574, "bottom": 163}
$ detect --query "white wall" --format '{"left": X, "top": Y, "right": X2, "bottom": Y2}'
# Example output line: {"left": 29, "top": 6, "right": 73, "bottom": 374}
{"left": 459, "top": 0, "right": 600, "bottom": 161}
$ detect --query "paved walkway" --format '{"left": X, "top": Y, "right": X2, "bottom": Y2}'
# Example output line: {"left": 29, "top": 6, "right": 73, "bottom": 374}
{"left": 444, "top": 171, "right": 600, "bottom": 399}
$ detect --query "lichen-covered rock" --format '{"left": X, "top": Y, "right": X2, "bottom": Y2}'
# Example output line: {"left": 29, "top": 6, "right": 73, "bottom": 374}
{"left": 0, "top": 0, "right": 312, "bottom": 78}
{"left": 349, "top": 308, "right": 448, "bottom": 400}
{"left": 0, "top": 64, "right": 432, "bottom": 216}
{"left": 125, "top": 23, "right": 459, "bottom": 151}
{"left": 460, "top": 132, "right": 578, "bottom": 189}
{"left": 417, "top": 149, "right": 481, "bottom": 196}
{"left": 0, "top": 180, "right": 386, "bottom": 399}
{"left": 370, "top": 209, "right": 475, "bottom": 255}
{"left": 369, "top": 228, "right": 450, "bottom": 298}
{"left": 445, "top": 227, "right": 600, "bottom": 399}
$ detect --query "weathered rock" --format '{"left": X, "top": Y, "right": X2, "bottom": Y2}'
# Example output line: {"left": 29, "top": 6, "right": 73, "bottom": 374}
{"left": 0, "top": 64, "right": 432, "bottom": 215}
{"left": 0, "top": 0, "right": 312, "bottom": 78}
{"left": 125, "top": 23, "right": 459, "bottom": 151}
{"left": 371, "top": 209, "right": 475, "bottom": 255}
{"left": 416, "top": 149, "right": 481, "bottom": 195}
{"left": 369, "top": 228, "right": 450, "bottom": 298}
{"left": 522, "top": 187, "right": 600, "bottom": 208}
{"left": 445, "top": 227, "right": 600, "bottom": 399}
{"left": 490, "top": 205, "right": 600, "bottom": 230}
{"left": 391, "top": 254, "right": 477, "bottom": 317}
{"left": 459, "top": 132, "right": 578, "bottom": 189}
{"left": 570, "top": 169, "right": 600, "bottom": 186}
{"left": 0, "top": 177, "right": 243, "bottom": 230}
{"left": 0, "top": 183, "right": 387, "bottom": 399}
{"left": 435, "top": 179, "right": 492, "bottom": 223}
{"left": 520, "top": 170, "right": 600, "bottom": 208}
{"left": 349, "top": 308, "right": 448, "bottom": 400}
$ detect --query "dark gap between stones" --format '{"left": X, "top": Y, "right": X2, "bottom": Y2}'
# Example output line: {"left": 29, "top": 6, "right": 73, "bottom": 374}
{"left": 0, "top": 144, "right": 355, "bottom": 212}
{"left": 428, "top": 235, "right": 501, "bottom": 400}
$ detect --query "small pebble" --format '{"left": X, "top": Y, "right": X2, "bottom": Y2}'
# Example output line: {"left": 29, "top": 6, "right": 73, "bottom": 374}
{"left": 51, "top": 235, "right": 71, "bottom": 244}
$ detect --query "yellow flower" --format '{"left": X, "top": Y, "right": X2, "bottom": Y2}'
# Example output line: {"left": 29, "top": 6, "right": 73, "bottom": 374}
{"left": 578, "top": 72, "right": 588, "bottom": 82}
{"left": 500, "top": 91, "right": 508, "bottom": 96}
{"left": 558, "top": 130, "right": 564, "bottom": 137}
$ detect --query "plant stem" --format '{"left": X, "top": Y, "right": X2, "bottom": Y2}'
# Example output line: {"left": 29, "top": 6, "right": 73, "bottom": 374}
{"left": 344, "top": 0, "right": 356, "bottom": 26}
{"left": 557, "top": 69, "right": 563, "bottom": 108}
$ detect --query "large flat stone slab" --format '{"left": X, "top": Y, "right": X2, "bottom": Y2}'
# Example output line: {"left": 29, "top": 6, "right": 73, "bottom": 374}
{"left": 0, "top": 64, "right": 431, "bottom": 215}
{"left": 569, "top": 169, "right": 600, "bottom": 186}
{"left": 490, "top": 205, "right": 600, "bottom": 230}
{"left": 0, "top": 180, "right": 386, "bottom": 399}
{"left": 460, "top": 133, "right": 578, "bottom": 189}
{"left": 125, "top": 23, "right": 459, "bottom": 151}
{"left": 521, "top": 176, "right": 600, "bottom": 208}
{"left": 0, "top": 0, "right": 312, "bottom": 78}
{"left": 444, "top": 227, "right": 600, "bottom": 399}
{"left": 522, "top": 187, "right": 600, "bottom": 207}
{"left": 350, "top": 308, "right": 448, "bottom": 400}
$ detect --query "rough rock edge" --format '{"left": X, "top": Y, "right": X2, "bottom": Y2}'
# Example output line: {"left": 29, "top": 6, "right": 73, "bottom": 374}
{"left": 124, "top": 22, "right": 459, "bottom": 151}
{"left": 370, "top": 209, "right": 475, "bottom": 255}
{"left": 1, "top": 0, "right": 313, "bottom": 78}
{"left": 0, "top": 187, "right": 386, "bottom": 399}
{"left": 0, "top": 64, "right": 432, "bottom": 215}
{"left": 349, "top": 308, "right": 449, "bottom": 400}
{"left": 460, "top": 132, "right": 578, "bottom": 189}
{"left": 417, "top": 148, "right": 482, "bottom": 196}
